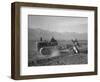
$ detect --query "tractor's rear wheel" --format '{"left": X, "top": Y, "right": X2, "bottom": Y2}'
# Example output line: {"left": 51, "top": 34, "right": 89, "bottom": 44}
{"left": 40, "top": 47, "right": 52, "bottom": 56}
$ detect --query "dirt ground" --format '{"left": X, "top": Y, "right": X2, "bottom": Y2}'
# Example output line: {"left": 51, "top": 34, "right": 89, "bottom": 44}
{"left": 28, "top": 52, "right": 88, "bottom": 66}
{"left": 28, "top": 40, "right": 88, "bottom": 66}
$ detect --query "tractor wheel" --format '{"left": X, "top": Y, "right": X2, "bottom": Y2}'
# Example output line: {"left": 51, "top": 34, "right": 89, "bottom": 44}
{"left": 40, "top": 47, "right": 52, "bottom": 56}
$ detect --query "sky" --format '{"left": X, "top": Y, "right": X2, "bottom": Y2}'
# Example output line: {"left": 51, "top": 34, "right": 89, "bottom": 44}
{"left": 28, "top": 15, "right": 88, "bottom": 33}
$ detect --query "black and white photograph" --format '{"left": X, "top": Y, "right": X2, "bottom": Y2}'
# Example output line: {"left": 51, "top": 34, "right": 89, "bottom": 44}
{"left": 11, "top": 2, "right": 97, "bottom": 79}
{"left": 28, "top": 15, "right": 88, "bottom": 66}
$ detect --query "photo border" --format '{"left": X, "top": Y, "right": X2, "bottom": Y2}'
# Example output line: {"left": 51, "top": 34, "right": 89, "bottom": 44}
{"left": 11, "top": 2, "right": 98, "bottom": 80}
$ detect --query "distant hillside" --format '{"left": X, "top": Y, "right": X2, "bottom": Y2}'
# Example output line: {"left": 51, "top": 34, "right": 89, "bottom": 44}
{"left": 28, "top": 28, "right": 87, "bottom": 41}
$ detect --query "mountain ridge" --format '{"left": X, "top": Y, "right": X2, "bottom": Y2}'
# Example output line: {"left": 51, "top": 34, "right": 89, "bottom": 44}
{"left": 28, "top": 28, "right": 87, "bottom": 41}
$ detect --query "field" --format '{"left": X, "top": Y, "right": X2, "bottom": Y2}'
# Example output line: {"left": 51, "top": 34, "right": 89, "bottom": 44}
{"left": 28, "top": 40, "right": 88, "bottom": 66}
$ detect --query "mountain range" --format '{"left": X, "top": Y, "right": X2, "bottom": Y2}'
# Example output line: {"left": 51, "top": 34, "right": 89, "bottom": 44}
{"left": 28, "top": 28, "right": 87, "bottom": 41}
